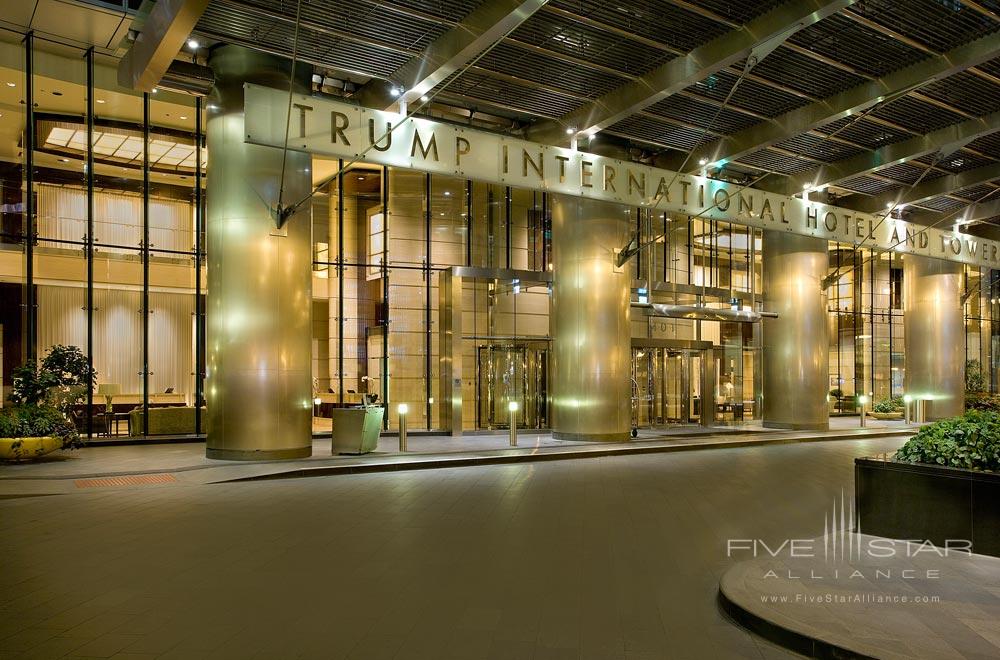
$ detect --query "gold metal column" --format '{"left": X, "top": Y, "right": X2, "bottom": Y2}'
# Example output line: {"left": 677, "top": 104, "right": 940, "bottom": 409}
{"left": 904, "top": 255, "right": 964, "bottom": 420}
{"left": 550, "top": 194, "right": 630, "bottom": 441}
{"left": 438, "top": 269, "right": 462, "bottom": 436}
{"left": 762, "top": 232, "right": 829, "bottom": 430}
{"left": 205, "top": 46, "right": 313, "bottom": 460}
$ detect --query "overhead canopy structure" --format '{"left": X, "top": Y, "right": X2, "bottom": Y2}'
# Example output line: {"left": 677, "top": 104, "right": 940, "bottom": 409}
{"left": 107, "top": 0, "right": 1000, "bottom": 229}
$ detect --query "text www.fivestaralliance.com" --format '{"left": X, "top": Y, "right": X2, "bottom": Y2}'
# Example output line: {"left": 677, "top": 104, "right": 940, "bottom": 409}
{"left": 760, "top": 593, "right": 940, "bottom": 605}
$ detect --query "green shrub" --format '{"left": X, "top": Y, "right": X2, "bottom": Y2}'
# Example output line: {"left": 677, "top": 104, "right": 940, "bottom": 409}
{"left": 966, "top": 391, "right": 1000, "bottom": 413}
{"left": 872, "top": 397, "right": 903, "bottom": 413}
{"left": 0, "top": 405, "right": 82, "bottom": 449}
{"left": 894, "top": 410, "right": 1000, "bottom": 471}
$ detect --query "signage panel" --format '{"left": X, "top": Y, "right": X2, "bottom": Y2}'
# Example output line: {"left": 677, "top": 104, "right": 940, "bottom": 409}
{"left": 244, "top": 83, "right": 998, "bottom": 268}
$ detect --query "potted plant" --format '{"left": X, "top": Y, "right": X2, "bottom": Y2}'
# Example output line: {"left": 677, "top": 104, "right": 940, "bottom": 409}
{"left": 1, "top": 345, "right": 93, "bottom": 461}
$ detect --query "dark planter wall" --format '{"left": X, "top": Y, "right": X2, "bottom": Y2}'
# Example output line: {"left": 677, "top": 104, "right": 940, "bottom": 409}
{"left": 856, "top": 457, "right": 1000, "bottom": 558}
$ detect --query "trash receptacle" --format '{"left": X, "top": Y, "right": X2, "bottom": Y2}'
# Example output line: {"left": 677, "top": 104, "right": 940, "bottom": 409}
{"left": 330, "top": 406, "right": 384, "bottom": 454}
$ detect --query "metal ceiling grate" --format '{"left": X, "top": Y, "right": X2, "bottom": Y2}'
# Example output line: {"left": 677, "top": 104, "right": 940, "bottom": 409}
{"left": 749, "top": 47, "right": 869, "bottom": 99}
{"left": 788, "top": 12, "right": 928, "bottom": 78}
{"left": 918, "top": 151, "right": 996, "bottom": 173}
{"left": 506, "top": 11, "right": 672, "bottom": 76}
{"left": 446, "top": 71, "right": 585, "bottom": 118}
{"left": 685, "top": 68, "right": 809, "bottom": 118}
{"left": 877, "top": 162, "right": 940, "bottom": 185}
{"left": 547, "top": 0, "right": 730, "bottom": 54}
{"left": 920, "top": 71, "right": 1000, "bottom": 117}
{"left": 274, "top": 0, "right": 446, "bottom": 52}
{"left": 736, "top": 149, "right": 816, "bottom": 175}
{"left": 918, "top": 196, "right": 968, "bottom": 212}
{"left": 838, "top": 175, "right": 900, "bottom": 196}
{"left": 813, "top": 116, "right": 913, "bottom": 150}
{"left": 475, "top": 42, "right": 623, "bottom": 98}
{"left": 774, "top": 133, "right": 866, "bottom": 163}
{"left": 688, "top": 0, "right": 782, "bottom": 24}
{"left": 871, "top": 95, "right": 969, "bottom": 134}
{"left": 608, "top": 115, "right": 708, "bottom": 151}
{"left": 953, "top": 182, "right": 1000, "bottom": 200}
{"left": 967, "top": 132, "right": 1000, "bottom": 160}
{"left": 645, "top": 95, "right": 759, "bottom": 135}
{"left": 373, "top": 0, "right": 484, "bottom": 22}
{"left": 848, "top": 0, "right": 1000, "bottom": 53}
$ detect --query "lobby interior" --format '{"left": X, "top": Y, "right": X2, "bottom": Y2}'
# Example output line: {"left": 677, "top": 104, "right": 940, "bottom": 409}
{"left": 2, "top": 0, "right": 1000, "bottom": 658}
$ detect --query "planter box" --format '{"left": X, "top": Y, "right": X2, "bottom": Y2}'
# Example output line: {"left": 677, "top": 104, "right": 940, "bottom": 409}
{"left": 867, "top": 411, "right": 903, "bottom": 420}
{"left": 855, "top": 456, "right": 1000, "bottom": 558}
{"left": 0, "top": 436, "right": 62, "bottom": 461}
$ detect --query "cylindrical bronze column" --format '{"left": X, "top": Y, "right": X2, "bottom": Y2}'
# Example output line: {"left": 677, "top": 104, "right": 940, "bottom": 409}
{"left": 205, "top": 46, "right": 313, "bottom": 460}
{"left": 762, "top": 232, "right": 829, "bottom": 430}
{"left": 904, "top": 255, "right": 964, "bottom": 420}
{"left": 550, "top": 194, "right": 630, "bottom": 441}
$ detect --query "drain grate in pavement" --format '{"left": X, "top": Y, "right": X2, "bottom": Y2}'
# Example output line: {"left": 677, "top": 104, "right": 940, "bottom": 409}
{"left": 75, "top": 473, "right": 177, "bottom": 488}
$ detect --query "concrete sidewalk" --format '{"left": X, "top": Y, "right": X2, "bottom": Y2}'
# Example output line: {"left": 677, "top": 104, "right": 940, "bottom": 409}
{"left": 0, "top": 418, "right": 916, "bottom": 496}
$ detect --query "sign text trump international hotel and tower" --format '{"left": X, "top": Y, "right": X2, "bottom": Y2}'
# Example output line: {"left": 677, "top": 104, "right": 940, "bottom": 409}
{"left": 244, "top": 84, "right": 996, "bottom": 267}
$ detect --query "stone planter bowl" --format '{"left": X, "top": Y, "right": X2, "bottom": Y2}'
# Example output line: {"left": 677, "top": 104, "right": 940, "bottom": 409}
{"left": 0, "top": 437, "right": 63, "bottom": 461}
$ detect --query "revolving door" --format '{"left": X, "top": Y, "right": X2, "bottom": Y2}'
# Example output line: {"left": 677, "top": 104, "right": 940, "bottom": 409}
{"left": 631, "top": 343, "right": 716, "bottom": 429}
{"left": 476, "top": 344, "right": 549, "bottom": 429}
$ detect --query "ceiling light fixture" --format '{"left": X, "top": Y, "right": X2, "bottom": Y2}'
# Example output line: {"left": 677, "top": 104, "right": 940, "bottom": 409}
{"left": 698, "top": 158, "right": 708, "bottom": 166}
{"left": 565, "top": 126, "right": 576, "bottom": 135}
{"left": 187, "top": 39, "right": 199, "bottom": 49}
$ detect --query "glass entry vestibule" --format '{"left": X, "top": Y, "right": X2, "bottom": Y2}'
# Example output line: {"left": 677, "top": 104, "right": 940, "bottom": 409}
{"left": 631, "top": 341, "right": 716, "bottom": 430}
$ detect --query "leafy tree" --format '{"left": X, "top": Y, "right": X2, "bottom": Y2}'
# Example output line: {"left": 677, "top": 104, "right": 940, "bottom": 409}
{"left": 9, "top": 345, "right": 96, "bottom": 411}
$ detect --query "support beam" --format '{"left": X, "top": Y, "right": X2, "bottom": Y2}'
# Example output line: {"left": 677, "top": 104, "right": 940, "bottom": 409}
{"left": 527, "top": 0, "right": 855, "bottom": 145}
{"left": 769, "top": 110, "right": 1000, "bottom": 195}
{"left": 683, "top": 31, "right": 1000, "bottom": 172}
{"left": 118, "top": 0, "right": 208, "bottom": 91}
{"left": 354, "top": 0, "right": 549, "bottom": 110}
{"left": 847, "top": 161, "right": 1000, "bottom": 214}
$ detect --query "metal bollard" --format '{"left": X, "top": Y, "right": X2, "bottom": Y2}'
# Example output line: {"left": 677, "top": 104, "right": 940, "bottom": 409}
{"left": 903, "top": 394, "right": 912, "bottom": 425}
{"left": 397, "top": 403, "right": 408, "bottom": 452}
{"left": 858, "top": 395, "right": 869, "bottom": 428}
{"left": 508, "top": 401, "right": 519, "bottom": 447}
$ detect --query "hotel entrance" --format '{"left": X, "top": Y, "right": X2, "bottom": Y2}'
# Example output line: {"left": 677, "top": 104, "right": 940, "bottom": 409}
{"left": 476, "top": 343, "right": 549, "bottom": 430}
{"left": 631, "top": 342, "right": 717, "bottom": 431}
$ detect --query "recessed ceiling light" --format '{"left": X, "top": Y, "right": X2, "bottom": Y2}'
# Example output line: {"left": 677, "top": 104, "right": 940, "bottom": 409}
{"left": 565, "top": 126, "right": 576, "bottom": 135}
{"left": 420, "top": 94, "right": 429, "bottom": 102}
{"left": 96, "top": 99, "right": 105, "bottom": 104}
{"left": 802, "top": 183, "right": 810, "bottom": 190}
{"left": 698, "top": 158, "right": 708, "bottom": 166}
{"left": 180, "top": 115, "right": 188, "bottom": 120}
{"left": 186, "top": 38, "right": 199, "bottom": 50}
{"left": 389, "top": 87, "right": 401, "bottom": 97}
{"left": 443, "top": 190, "right": 451, "bottom": 196}
{"left": 5, "top": 82, "right": 15, "bottom": 87}
{"left": 58, "top": 158, "right": 68, "bottom": 163}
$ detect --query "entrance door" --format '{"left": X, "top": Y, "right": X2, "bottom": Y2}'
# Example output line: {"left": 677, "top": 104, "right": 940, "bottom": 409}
{"left": 476, "top": 344, "right": 548, "bottom": 429}
{"left": 632, "top": 347, "right": 703, "bottom": 428}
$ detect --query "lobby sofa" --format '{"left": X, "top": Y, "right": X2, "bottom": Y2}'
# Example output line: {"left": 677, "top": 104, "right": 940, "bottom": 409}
{"left": 129, "top": 406, "right": 205, "bottom": 436}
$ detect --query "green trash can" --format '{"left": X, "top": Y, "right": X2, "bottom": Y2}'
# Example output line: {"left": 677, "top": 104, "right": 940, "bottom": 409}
{"left": 330, "top": 406, "right": 384, "bottom": 454}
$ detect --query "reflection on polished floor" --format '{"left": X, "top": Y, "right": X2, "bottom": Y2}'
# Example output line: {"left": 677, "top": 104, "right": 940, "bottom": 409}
{"left": 0, "top": 436, "right": 906, "bottom": 659}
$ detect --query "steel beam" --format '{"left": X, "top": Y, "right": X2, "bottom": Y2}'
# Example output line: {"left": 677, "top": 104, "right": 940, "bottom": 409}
{"left": 118, "top": 0, "right": 208, "bottom": 91}
{"left": 684, "top": 31, "right": 1000, "bottom": 172}
{"left": 527, "top": 0, "right": 855, "bottom": 145}
{"left": 354, "top": 0, "right": 549, "bottom": 110}
{"left": 766, "top": 110, "right": 1000, "bottom": 194}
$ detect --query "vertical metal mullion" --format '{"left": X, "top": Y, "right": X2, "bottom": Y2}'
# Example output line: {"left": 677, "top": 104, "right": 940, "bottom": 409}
{"left": 425, "top": 173, "right": 432, "bottom": 429}
{"left": 541, "top": 192, "right": 548, "bottom": 271}
{"left": 869, "top": 250, "right": 875, "bottom": 398}
{"left": 505, "top": 185, "right": 511, "bottom": 269}
{"left": 465, "top": 179, "right": 472, "bottom": 266}
{"left": 85, "top": 47, "right": 95, "bottom": 440}
{"left": 142, "top": 92, "right": 150, "bottom": 436}
{"left": 381, "top": 165, "right": 389, "bottom": 428}
{"left": 24, "top": 32, "right": 35, "bottom": 363}
{"left": 194, "top": 96, "right": 204, "bottom": 435}
{"left": 337, "top": 159, "right": 344, "bottom": 406}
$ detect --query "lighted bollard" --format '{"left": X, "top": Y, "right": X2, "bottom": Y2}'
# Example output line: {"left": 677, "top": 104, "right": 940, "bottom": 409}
{"left": 397, "top": 403, "right": 408, "bottom": 452}
{"left": 508, "top": 400, "right": 519, "bottom": 447}
{"left": 858, "top": 394, "right": 869, "bottom": 428}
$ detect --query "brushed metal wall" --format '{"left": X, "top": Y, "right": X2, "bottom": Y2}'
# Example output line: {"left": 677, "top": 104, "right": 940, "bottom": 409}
{"left": 550, "top": 194, "right": 631, "bottom": 441}
{"left": 762, "top": 232, "right": 829, "bottom": 430}
{"left": 904, "top": 255, "right": 965, "bottom": 420}
{"left": 205, "top": 46, "right": 313, "bottom": 460}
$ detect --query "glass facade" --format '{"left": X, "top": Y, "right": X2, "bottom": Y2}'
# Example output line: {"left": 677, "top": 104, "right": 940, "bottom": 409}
{"left": 0, "top": 33, "right": 204, "bottom": 437}
{"left": 2, "top": 33, "right": 997, "bottom": 441}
